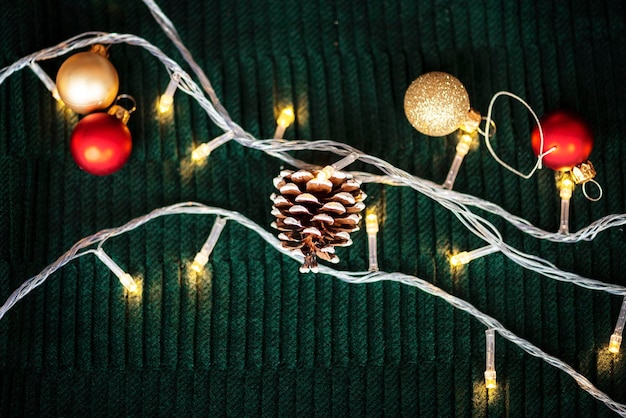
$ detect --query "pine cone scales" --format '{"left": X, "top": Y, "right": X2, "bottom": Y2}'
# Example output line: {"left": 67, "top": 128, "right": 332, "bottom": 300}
{"left": 270, "top": 167, "right": 367, "bottom": 273}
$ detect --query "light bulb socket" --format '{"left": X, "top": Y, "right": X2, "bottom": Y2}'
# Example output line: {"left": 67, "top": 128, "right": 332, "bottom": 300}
{"left": 450, "top": 251, "right": 470, "bottom": 266}
{"left": 276, "top": 107, "right": 295, "bottom": 127}
{"left": 609, "top": 334, "right": 622, "bottom": 354}
{"left": 365, "top": 213, "right": 379, "bottom": 234}
{"left": 484, "top": 370, "right": 497, "bottom": 389}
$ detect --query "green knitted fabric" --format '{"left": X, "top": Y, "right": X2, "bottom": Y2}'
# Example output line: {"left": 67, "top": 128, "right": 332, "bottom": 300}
{"left": 1, "top": 0, "right": 626, "bottom": 416}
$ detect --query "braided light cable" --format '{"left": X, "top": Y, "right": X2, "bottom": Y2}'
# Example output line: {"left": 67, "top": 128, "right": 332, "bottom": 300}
{"left": 0, "top": 202, "right": 624, "bottom": 416}
{"left": 0, "top": 14, "right": 623, "bottom": 416}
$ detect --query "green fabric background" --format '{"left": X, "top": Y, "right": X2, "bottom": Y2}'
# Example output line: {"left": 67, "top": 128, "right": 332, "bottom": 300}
{"left": 1, "top": 0, "right": 626, "bottom": 416}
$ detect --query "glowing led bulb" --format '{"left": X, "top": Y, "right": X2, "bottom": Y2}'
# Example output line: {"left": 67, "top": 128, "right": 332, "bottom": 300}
{"left": 158, "top": 74, "right": 180, "bottom": 114}
{"left": 559, "top": 177, "right": 574, "bottom": 199}
{"left": 450, "top": 245, "right": 499, "bottom": 267}
{"left": 484, "top": 328, "right": 497, "bottom": 389}
{"left": 274, "top": 107, "right": 295, "bottom": 139}
{"left": 609, "top": 335, "right": 622, "bottom": 354}
{"left": 365, "top": 212, "right": 379, "bottom": 272}
{"left": 117, "top": 271, "right": 139, "bottom": 294}
{"left": 94, "top": 248, "right": 138, "bottom": 294}
{"left": 191, "top": 216, "right": 227, "bottom": 273}
{"left": 277, "top": 107, "right": 295, "bottom": 127}
{"left": 29, "top": 63, "right": 64, "bottom": 105}
{"left": 316, "top": 166, "right": 335, "bottom": 181}
{"left": 556, "top": 172, "right": 575, "bottom": 234}
{"left": 192, "top": 143, "right": 212, "bottom": 161}
{"left": 158, "top": 95, "right": 174, "bottom": 114}
{"left": 52, "top": 88, "right": 63, "bottom": 103}
{"left": 442, "top": 110, "right": 482, "bottom": 190}
{"left": 609, "top": 296, "right": 626, "bottom": 354}
{"left": 191, "top": 132, "right": 234, "bottom": 162}
{"left": 484, "top": 370, "right": 497, "bottom": 389}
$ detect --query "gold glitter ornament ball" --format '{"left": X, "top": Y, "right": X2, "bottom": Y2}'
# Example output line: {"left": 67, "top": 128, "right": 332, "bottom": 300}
{"left": 404, "top": 72, "right": 470, "bottom": 137}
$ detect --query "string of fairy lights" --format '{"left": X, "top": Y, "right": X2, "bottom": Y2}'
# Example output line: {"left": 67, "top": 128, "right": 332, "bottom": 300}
{"left": 1, "top": 0, "right": 626, "bottom": 415}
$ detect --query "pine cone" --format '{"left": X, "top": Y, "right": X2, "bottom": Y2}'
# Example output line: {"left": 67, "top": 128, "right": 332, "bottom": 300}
{"left": 270, "top": 166, "right": 367, "bottom": 273}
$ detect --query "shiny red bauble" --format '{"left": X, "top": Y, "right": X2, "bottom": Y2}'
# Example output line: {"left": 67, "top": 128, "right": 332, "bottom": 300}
{"left": 70, "top": 112, "right": 132, "bottom": 176}
{"left": 531, "top": 110, "right": 593, "bottom": 171}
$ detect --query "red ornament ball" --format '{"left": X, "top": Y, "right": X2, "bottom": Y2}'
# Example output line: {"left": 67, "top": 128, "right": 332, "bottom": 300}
{"left": 531, "top": 110, "right": 593, "bottom": 171}
{"left": 70, "top": 112, "right": 132, "bottom": 176}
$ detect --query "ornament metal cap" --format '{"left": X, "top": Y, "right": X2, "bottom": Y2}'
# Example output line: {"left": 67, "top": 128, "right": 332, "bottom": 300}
{"left": 459, "top": 108, "right": 482, "bottom": 134}
{"left": 89, "top": 43, "right": 110, "bottom": 58}
{"left": 571, "top": 160, "right": 603, "bottom": 202}
{"left": 571, "top": 160, "right": 596, "bottom": 184}
{"left": 107, "top": 94, "right": 136, "bottom": 124}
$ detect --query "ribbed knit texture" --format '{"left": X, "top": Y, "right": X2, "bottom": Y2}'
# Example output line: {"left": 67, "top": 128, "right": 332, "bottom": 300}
{"left": 1, "top": 0, "right": 626, "bottom": 416}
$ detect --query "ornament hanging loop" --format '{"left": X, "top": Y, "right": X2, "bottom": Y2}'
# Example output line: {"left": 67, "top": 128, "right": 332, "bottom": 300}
{"left": 115, "top": 94, "right": 137, "bottom": 113}
{"left": 582, "top": 180, "right": 603, "bottom": 202}
{"left": 477, "top": 117, "right": 497, "bottom": 138}
{"left": 108, "top": 94, "right": 137, "bottom": 124}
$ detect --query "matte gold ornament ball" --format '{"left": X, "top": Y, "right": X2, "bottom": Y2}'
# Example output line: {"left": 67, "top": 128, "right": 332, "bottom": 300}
{"left": 56, "top": 49, "right": 119, "bottom": 114}
{"left": 404, "top": 71, "right": 470, "bottom": 137}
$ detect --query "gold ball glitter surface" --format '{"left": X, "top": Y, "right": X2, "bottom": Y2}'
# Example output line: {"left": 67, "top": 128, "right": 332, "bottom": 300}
{"left": 404, "top": 72, "right": 470, "bottom": 137}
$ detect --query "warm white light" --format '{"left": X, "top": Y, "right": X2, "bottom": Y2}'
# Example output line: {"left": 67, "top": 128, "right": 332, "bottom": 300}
{"left": 609, "top": 334, "right": 622, "bottom": 354}
{"left": 366, "top": 212, "right": 379, "bottom": 271}
{"left": 274, "top": 107, "right": 295, "bottom": 139}
{"left": 94, "top": 248, "right": 138, "bottom": 294}
{"left": 609, "top": 296, "right": 626, "bottom": 354}
{"left": 557, "top": 173, "right": 575, "bottom": 234}
{"left": 192, "top": 143, "right": 212, "bottom": 161}
{"left": 191, "top": 132, "right": 235, "bottom": 162}
{"left": 450, "top": 245, "right": 498, "bottom": 267}
{"left": 158, "top": 94, "right": 174, "bottom": 113}
{"left": 316, "top": 166, "right": 335, "bottom": 182}
{"left": 190, "top": 217, "right": 228, "bottom": 273}
{"left": 158, "top": 75, "right": 180, "bottom": 114}
{"left": 485, "top": 329, "right": 497, "bottom": 389}
{"left": 442, "top": 132, "right": 475, "bottom": 190}
{"left": 29, "top": 63, "right": 64, "bottom": 105}
{"left": 559, "top": 178, "right": 574, "bottom": 199}
{"left": 484, "top": 370, "right": 497, "bottom": 390}
{"left": 366, "top": 213, "right": 379, "bottom": 234}
{"left": 276, "top": 107, "right": 295, "bottom": 128}
{"left": 52, "top": 88, "right": 63, "bottom": 104}
{"left": 117, "top": 272, "right": 138, "bottom": 294}
{"left": 450, "top": 251, "right": 470, "bottom": 267}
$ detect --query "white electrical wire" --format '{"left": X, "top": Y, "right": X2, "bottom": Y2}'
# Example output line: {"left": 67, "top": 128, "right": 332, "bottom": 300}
{"left": 218, "top": 135, "right": 626, "bottom": 295}
{"left": 0, "top": 202, "right": 624, "bottom": 416}
{"left": 0, "top": 32, "right": 245, "bottom": 137}
{"left": 0, "top": 8, "right": 623, "bottom": 414}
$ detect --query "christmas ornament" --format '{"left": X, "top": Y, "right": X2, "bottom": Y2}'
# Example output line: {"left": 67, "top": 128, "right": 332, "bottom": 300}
{"left": 70, "top": 95, "right": 135, "bottom": 176}
{"left": 404, "top": 71, "right": 483, "bottom": 189}
{"left": 531, "top": 110, "right": 593, "bottom": 171}
{"left": 56, "top": 44, "right": 119, "bottom": 114}
{"left": 530, "top": 110, "right": 600, "bottom": 234}
{"left": 270, "top": 166, "right": 366, "bottom": 273}
{"left": 404, "top": 72, "right": 478, "bottom": 137}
